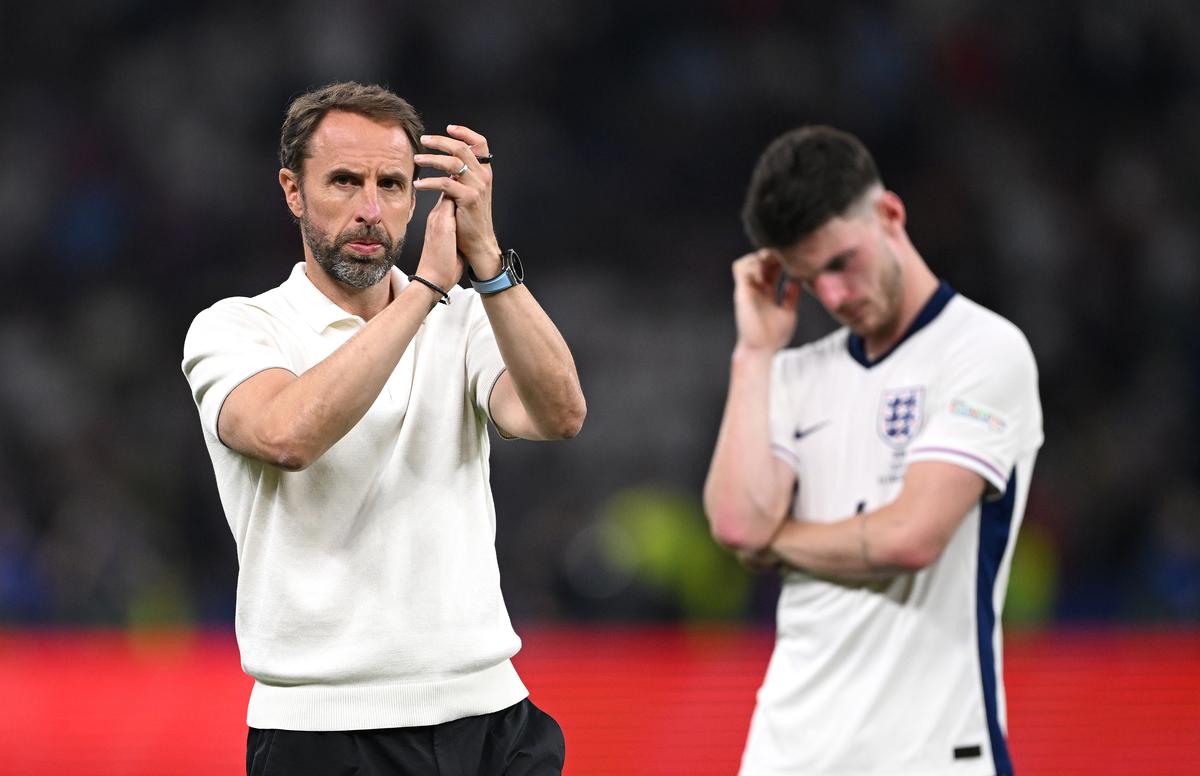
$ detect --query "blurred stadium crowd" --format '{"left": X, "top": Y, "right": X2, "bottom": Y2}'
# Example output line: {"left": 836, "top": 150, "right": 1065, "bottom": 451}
{"left": 0, "top": 0, "right": 1197, "bottom": 627}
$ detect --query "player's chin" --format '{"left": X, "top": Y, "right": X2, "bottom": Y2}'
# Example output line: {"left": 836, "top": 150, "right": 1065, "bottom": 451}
{"left": 339, "top": 249, "right": 387, "bottom": 267}
{"left": 838, "top": 312, "right": 869, "bottom": 335}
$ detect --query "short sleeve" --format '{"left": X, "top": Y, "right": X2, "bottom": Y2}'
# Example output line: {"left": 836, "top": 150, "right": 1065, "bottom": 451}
{"left": 181, "top": 301, "right": 295, "bottom": 440}
{"left": 769, "top": 352, "right": 800, "bottom": 469}
{"left": 463, "top": 295, "right": 507, "bottom": 431}
{"left": 907, "top": 324, "right": 1043, "bottom": 494}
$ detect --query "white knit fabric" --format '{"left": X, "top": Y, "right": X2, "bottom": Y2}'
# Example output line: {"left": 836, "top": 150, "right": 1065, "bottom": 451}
{"left": 182, "top": 263, "right": 527, "bottom": 730}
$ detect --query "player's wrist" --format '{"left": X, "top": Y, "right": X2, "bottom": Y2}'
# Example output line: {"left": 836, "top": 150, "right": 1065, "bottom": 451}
{"left": 732, "top": 341, "right": 781, "bottom": 364}
{"left": 406, "top": 275, "right": 451, "bottom": 307}
{"left": 463, "top": 239, "right": 503, "bottom": 278}
{"left": 412, "top": 264, "right": 456, "bottom": 292}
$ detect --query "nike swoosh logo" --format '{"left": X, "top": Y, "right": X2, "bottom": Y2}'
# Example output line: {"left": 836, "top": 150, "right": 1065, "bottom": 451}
{"left": 793, "top": 420, "right": 830, "bottom": 440}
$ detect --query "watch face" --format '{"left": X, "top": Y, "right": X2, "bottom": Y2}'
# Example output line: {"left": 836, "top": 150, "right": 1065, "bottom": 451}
{"left": 506, "top": 249, "right": 524, "bottom": 282}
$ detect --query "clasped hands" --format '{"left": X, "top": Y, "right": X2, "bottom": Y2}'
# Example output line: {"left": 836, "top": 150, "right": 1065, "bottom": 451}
{"left": 411, "top": 124, "right": 502, "bottom": 292}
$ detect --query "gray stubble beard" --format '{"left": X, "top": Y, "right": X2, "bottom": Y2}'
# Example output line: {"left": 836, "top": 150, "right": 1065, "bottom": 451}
{"left": 301, "top": 214, "right": 405, "bottom": 290}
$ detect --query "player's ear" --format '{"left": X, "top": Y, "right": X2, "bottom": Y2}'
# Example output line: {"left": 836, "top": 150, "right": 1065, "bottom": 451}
{"left": 876, "top": 190, "right": 906, "bottom": 235}
{"left": 280, "top": 168, "right": 304, "bottom": 219}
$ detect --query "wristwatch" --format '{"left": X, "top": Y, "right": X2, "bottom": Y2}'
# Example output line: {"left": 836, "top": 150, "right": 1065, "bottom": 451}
{"left": 468, "top": 249, "right": 524, "bottom": 295}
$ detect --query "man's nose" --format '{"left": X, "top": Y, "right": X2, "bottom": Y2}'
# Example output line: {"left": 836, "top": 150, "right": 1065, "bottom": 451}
{"left": 355, "top": 185, "right": 382, "bottom": 224}
{"left": 811, "top": 274, "right": 847, "bottom": 311}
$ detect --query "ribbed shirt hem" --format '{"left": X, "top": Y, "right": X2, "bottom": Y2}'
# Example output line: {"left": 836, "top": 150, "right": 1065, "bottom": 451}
{"left": 246, "top": 659, "right": 529, "bottom": 731}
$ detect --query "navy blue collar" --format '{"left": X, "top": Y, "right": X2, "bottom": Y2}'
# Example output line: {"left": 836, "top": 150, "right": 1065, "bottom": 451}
{"left": 847, "top": 281, "right": 956, "bottom": 368}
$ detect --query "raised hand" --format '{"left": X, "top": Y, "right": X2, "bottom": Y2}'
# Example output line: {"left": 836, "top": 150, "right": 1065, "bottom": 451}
{"left": 731, "top": 249, "right": 802, "bottom": 353}
{"left": 414, "top": 194, "right": 464, "bottom": 292}
{"left": 413, "top": 125, "right": 501, "bottom": 280}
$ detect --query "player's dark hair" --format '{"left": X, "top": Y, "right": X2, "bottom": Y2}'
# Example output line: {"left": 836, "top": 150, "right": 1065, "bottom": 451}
{"left": 741, "top": 126, "right": 881, "bottom": 249}
{"left": 279, "top": 81, "right": 424, "bottom": 182}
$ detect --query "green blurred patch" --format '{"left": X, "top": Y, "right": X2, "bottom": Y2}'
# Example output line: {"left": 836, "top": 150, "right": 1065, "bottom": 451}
{"left": 1004, "top": 521, "right": 1059, "bottom": 628}
{"left": 599, "top": 487, "right": 750, "bottom": 620}
{"left": 128, "top": 572, "right": 194, "bottom": 628}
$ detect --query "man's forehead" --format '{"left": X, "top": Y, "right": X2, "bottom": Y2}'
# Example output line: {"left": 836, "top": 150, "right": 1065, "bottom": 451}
{"left": 781, "top": 216, "right": 862, "bottom": 269}
{"left": 308, "top": 111, "right": 414, "bottom": 165}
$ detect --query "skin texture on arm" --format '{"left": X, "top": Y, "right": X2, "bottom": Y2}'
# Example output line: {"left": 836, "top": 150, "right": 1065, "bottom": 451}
{"left": 217, "top": 196, "right": 461, "bottom": 471}
{"left": 483, "top": 290, "right": 586, "bottom": 440}
{"left": 414, "top": 125, "right": 585, "bottom": 441}
{"left": 704, "top": 250, "right": 804, "bottom": 550}
{"left": 758, "top": 461, "right": 987, "bottom": 580}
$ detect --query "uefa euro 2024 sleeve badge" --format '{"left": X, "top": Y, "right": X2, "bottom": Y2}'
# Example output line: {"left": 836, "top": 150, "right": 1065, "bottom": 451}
{"left": 878, "top": 386, "right": 925, "bottom": 449}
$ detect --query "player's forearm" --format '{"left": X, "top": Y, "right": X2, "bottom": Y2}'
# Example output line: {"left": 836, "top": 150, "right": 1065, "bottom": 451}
{"left": 704, "top": 346, "right": 790, "bottom": 550}
{"left": 255, "top": 283, "right": 440, "bottom": 469}
{"left": 768, "top": 461, "right": 986, "bottom": 579}
{"left": 481, "top": 286, "right": 586, "bottom": 439}
{"left": 768, "top": 504, "right": 939, "bottom": 581}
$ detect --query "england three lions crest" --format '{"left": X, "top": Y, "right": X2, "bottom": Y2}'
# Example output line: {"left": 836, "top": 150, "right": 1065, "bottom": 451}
{"left": 879, "top": 386, "right": 925, "bottom": 449}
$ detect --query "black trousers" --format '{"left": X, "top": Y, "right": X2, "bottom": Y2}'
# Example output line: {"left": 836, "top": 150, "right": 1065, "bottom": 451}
{"left": 246, "top": 699, "right": 564, "bottom": 776}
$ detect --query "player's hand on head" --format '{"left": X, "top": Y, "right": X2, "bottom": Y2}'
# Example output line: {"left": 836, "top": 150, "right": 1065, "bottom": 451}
{"left": 732, "top": 249, "right": 801, "bottom": 353}
{"left": 413, "top": 125, "right": 500, "bottom": 279}
{"left": 415, "top": 194, "right": 464, "bottom": 291}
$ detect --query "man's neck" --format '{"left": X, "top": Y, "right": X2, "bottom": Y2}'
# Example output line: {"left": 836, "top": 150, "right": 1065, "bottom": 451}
{"left": 863, "top": 260, "right": 939, "bottom": 361}
{"left": 303, "top": 256, "right": 393, "bottom": 321}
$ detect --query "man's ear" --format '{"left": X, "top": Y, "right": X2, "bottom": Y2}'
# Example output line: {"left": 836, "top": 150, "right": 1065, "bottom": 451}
{"left": 280, "top": 168, "right": 304, "bottom": 219}
{"left": 876, "top": 189, "right": 907, "bottom": 236}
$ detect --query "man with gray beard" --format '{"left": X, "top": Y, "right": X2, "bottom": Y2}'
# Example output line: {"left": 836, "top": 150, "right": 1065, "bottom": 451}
{"left": 182, "top": 82, "right": 585, "bottom": 775}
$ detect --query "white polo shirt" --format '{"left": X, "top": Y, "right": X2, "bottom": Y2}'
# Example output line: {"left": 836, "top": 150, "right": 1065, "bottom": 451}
{"left": 182, "top": 263, "right": 527, "bottom": 731}
{"left": 742, "top": 284, "right": 1043, "bottom": 776}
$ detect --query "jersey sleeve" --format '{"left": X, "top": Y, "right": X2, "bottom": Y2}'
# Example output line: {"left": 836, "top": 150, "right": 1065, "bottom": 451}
{"left": 463, "top": 293, "right": 508, "bottom": 434}
{"left": 907, "top": 323, "right": 1043, "bottom": 494}
{"left": 181, "top": 301, "right": 295, "bottom": 441}
{"left": 768, "top": 351, "right": 800, "bottom": 468}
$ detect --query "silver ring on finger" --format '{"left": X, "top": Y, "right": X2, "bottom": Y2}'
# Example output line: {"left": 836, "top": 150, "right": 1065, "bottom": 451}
{"left": 453, "top": 162, "right": 469, "bottom": 177}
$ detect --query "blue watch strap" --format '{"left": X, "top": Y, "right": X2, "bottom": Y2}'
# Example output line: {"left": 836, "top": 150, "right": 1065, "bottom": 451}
{"left": 471, "top": 269, "right": 516, "bottom": 294}
{"left": 469, "top": 249, "right": 524, "bottom": 295}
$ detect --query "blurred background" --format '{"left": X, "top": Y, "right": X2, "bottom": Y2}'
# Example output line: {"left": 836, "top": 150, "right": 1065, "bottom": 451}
{"left": 1, "top": 0, "right": 1198, "bottom": 773}
{"left": 3, "top": 0, "right": 1197, "bottom": 631}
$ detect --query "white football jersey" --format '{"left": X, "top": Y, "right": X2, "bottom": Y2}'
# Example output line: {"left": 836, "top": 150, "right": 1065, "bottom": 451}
{"left": 741, "top": 284, "right": 1043, "bottom": 776}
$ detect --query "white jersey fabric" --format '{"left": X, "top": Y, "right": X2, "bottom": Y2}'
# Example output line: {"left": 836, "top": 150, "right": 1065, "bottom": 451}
{"left": 741, "top": 283, "right": 1042, "bottom": 776}
{"left": 182, "top": 263, "right": 527, "bottom": 731}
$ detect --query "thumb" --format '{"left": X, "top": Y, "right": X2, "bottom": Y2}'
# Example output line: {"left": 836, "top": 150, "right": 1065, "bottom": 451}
{"left": 427, "top": 194, "right": 457, "bottom": 229}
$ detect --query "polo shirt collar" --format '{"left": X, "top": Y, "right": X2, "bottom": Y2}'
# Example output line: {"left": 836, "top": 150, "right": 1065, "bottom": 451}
{"left": 281, "top": 262, "right": 410, "bottom": 333}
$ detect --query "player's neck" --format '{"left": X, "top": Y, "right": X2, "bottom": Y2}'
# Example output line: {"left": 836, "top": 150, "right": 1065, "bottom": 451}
{"left": 863, "top": 259, "right": 939, "bottom": 360}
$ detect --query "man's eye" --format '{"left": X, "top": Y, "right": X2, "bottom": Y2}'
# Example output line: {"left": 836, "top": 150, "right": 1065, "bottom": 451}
{"left": 333, "top": 175, "right": 353, "bottom": 185}
{"left": 379, "top": 179, "right": 399, "bottom": 190}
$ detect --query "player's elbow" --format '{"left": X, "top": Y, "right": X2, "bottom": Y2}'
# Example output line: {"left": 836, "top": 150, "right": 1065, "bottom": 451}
{"left": 555, "top": 399, "right": 587, "bottom": 439}
{"left": 272, "top": 449, "right": 313, "bottom": 472}
{"left": 710, "top": 520, "right": 757, "bottom": 552}
{"left": 704, "top": 481, "right": 782, "bottom": 551}
{"left": 705, "top": 489, "right": 749, "bottom": 551}
{"left": 705, "top": 503, "right": 771, "bottom": 553}
{"left": 256, "top": 424, "right": 319, "bottom": 472}
{"left": 264, "top": 442, "right": 316, "bottom": 472}
{"left": 533, "top": 404, "right": 586, "bottom": 440}
{"left": 531, "top": 390, "right": 586, "bottom": 440}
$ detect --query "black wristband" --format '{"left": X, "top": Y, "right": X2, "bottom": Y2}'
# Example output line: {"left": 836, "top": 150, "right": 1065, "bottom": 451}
{"left": 407, "top": 275, "right": 450, "bottom": 305}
